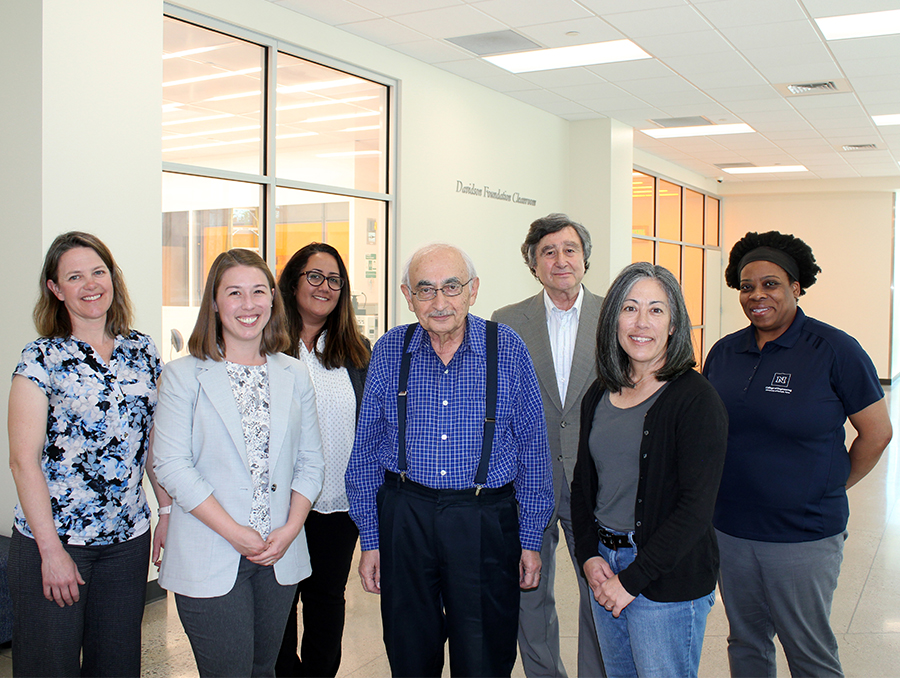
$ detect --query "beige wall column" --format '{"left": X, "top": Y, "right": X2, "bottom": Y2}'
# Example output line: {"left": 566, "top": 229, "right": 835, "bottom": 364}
{"left": 569, "top": 118, "right": 634, "bottom": 295}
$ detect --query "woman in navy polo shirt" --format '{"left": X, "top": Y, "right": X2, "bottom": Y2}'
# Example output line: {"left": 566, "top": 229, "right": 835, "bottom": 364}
{"left": 703, "top": 231, "right": 892, "bottom": 677}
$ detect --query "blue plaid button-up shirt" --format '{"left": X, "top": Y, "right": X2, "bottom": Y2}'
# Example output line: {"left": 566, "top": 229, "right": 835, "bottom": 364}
{"left": 346, "top": 314, "right": 554, "bottom": 551}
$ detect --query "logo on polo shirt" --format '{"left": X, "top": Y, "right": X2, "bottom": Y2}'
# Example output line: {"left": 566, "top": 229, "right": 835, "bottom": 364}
{"left": 765, "top": 372, "right": 792, "bottom": 394}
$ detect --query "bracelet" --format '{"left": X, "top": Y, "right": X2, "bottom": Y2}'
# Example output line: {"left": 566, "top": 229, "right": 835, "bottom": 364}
{"left": 158, "top": 505, "right": 172, "bottom": 516}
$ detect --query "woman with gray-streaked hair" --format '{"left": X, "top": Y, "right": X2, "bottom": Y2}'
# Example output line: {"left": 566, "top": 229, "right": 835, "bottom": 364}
{"left": 570, "top": 262, "right": 728, "bottom": 677}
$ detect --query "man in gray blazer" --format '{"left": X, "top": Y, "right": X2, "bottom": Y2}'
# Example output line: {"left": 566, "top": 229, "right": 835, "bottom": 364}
{"left": 492, "top": 214, "right": 605, "bottom": 678}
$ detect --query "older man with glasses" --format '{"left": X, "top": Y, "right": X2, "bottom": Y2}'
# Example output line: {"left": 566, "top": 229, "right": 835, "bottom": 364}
{"left": 346, "top": 243, "right": 554, "bottom": 678}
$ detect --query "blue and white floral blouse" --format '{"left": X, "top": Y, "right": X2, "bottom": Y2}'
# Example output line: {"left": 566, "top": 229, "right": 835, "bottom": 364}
{"left": 13, "top": 331, "right": 162, "bottom": 546}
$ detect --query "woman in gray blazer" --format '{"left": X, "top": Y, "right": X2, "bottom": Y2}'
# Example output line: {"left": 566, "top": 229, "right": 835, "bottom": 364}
{"left": 153, "top": 248, "right": 325, "bottom": 677}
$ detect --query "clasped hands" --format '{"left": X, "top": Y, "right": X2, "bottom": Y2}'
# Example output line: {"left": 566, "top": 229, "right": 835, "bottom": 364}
{"left": 583, "top": 555, "right": 636, "bottom": 618}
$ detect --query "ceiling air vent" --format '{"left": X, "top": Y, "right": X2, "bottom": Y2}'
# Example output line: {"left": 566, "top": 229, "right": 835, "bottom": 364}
{"left": 714, "top": 162, "right": 755, "bottom": 169}
{"left": 842, "top": 144, "right": 878, "bottom": 151}
{"left": 446, "top": 30, "right": 540, "bottom": 56}
{"left": 649, "top": 116, "right": 712, "bottom": 128}
{"left": 774, "top": 78, "right": 851, "bottom": 97}
{"left": 787, "top": 81, "right": 837, "bottom": 94}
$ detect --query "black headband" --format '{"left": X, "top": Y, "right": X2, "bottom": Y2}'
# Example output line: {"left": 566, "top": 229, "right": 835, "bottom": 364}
{"left": 737, "top": 246, "right": 800, "bottom": 282}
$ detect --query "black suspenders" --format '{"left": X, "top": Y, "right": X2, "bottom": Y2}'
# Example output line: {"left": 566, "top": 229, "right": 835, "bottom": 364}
{"left": 396, "top": 321, "right": 499, "bottom": 494}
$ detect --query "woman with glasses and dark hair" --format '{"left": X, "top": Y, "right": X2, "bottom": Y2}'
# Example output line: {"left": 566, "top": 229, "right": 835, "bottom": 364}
{"left": 152, "top": 248, "right": 324, "bottom": 677}
{"left": 571, "top": 262, "right": 728, "bottom": 678}
{"left": 275, "top": 243, "right": 371, "bottom": 678}
{"left": 8, "top": 231, "right": 169, "bottom": 677}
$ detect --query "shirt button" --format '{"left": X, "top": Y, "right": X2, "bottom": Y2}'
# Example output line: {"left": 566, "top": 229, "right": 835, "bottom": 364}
{"left": 441, "top": 434, "right": 447, "bottom": 440}
{"left": 635, "top": 521, "right": 642, "bottom": 527}
{"left": 637, "top": 498, "right": 643, "bottom": 503}
{"left": 271, "top": 484, "right": 277, "bottom": 492}
{"left": 643, "top": 430, "right": 649, "bottom": 435}
{"left": 443, "top": 400, "right": 448, "bottom": 406}
{"left": 440, "top": 470, "right": 447, "bottom": 476}
{"left": 557, "top": 455, "right": 563, "bottom": 462}
{"left": 560, "top": 421, "right": 567, "bottom": 428}
{"left": 444, "top": 369, "right": 449, "bottom": 374}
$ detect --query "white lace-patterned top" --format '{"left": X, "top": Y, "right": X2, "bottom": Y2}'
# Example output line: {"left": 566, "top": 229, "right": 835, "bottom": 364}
{"left": 299, "top": 333, "right": 356, "bottom": 513}
{"left": 225, "top": 362, "right": 271, "bottom": 538}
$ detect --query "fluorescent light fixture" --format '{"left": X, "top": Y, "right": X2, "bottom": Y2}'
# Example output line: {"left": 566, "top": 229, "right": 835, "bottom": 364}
{"left": 163, "top": 45, "right": 226, "bottom": 60}
{"left": 205, "top": 90, "right": 261, "bottom": 102}
{"left": 277, "top": 96, "right": 377, "bottom": 112}
{"left": 873, "top": 114, "right": 900, "bottom": 126}
{"left": 277, "top": 78, "right": 360, "bottom": 94}
{"left": 317, "top": 150, "right": 382, "bottom": 158}
{"left": 816, "top": 9, "right": 900, "bottom": 40}
{"left": 162, "top": 125, "right": 259, "bottom": 141}
{"left": 484, "top": 39, "right": 650, "bottom": 73}
{"left": 163, "top": 137, "right": 259, "bottom": 153}
{"left": 276, "top": 132, "right": 318, "bottom": 140}
{"left": 302, "top": 111, "right": 379, "bottom": 123}
{"left": 163, "top": 67, "right": 261, "bottom": 88}
{"left": 163, "top": 113, "right": 234, "bottom": 127}
{"left": 722, "top": 165, "right": 807, "bottom": 175}
{"left": 640, "top": 123, "right": 754, "bottom": 139}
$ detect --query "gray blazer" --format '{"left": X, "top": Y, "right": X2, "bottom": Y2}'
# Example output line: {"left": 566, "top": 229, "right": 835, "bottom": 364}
{"left": 492, "top": 288, "right": 603, "bottom": 500}
{"left": 153, "top": 353, "right": 325, "bottom": 598}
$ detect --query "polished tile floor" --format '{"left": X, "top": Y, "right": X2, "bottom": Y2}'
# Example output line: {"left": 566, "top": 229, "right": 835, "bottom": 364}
{"left": 2, "top": 389, "right": 899, "bottom": 677}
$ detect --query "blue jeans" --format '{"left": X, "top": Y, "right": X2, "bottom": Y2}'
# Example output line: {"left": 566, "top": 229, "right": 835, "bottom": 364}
{"left": 589, "top": 535, "right": 714, "bottom": 678}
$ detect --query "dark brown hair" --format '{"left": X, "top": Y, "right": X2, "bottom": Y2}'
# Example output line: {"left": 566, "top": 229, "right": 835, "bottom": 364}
{"left": 34, "top": 231, "right": 133, "bottom": 338}
{"left": 278, "top": 243, "right": 370, "bottom": 369}
{"left": 188, "top": 249, "right": 290, "bottom": 360}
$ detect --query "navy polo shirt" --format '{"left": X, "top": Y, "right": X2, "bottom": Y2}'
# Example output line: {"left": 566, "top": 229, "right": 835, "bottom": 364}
{"left": 703, "top": 308, "right": 883, "bottom": 543}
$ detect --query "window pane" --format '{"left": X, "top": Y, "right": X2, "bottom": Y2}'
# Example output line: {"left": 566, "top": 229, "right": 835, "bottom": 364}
{"left": 632, "top": 171, "right": 655, "bottom": 236}
{"left": 275, "top": 187, "right": 385, "bottom": 343}
{"left": 657, "top": 180, "right": 681, "bottom": 241}
{"left": 683, "top": 189, "right": 703, "bottom": 245}
{"left": 163, "top": 18, "right": 265, "bottom": 174}
{"left": 683, "top": 246, "right": 704, "bottom": 326}
{"left": 706, "top": 197, "right": 720, "bottom": 247}
{"left": 658, "top": 242, "right": 681, "bottom": 281}
{"left": 632, "top": 238, "right": 654, "bottom": 264}
{"left": 162, "top": 173, "right": 261, "bottom": 358}
{"left": 276, "top": 52, "right": 388, "bottom": 193}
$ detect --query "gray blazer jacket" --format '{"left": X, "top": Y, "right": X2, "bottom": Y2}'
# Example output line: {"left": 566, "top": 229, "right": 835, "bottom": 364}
{"left": 492, "top": 287, "right": 603, "bottom": 501}
{"left": 153, "top": 353, "right": 325, "bottom": 598}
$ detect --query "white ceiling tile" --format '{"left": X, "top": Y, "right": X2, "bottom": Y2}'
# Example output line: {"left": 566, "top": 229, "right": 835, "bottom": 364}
{"left": 777, "top": 137, "right": 834, "bottom": 149}
{"left": 857, "top": 91, "right": 900, "bottom": 108}
{"left": 391, "top": 5, "right": 506, "bottom": 39}
{"left": 704, "top": 85, "right": 782, "bottom": 103}
{"left": 617, "top": 75, "right": 706, "bottom": 98}
{"left": 838, "top": 56, "right": 900, "bottom": 80}
{"left": 828, "top": 34, "right": 900, "bottom": 60}
{"left": 656, "top": 104, "right": 737, "bottom": 121}
{"left": 752, "top": 61, "right": 843, "bottom": 85}
{"left": 748, "top": 119, "right": 818, "bottom": 132}
{"left": 518, "top": 67, "right": 605, "bottom": 88}
{"left": 579, "top": 0, "right": 685, "bottom": 13}
{"left": 506, "top": 88, "right": 576, "bottom": 107}
{"left": 841, "top": 151, "right": 896, "bottom": 164}
{"left": 390, "top": 39, "right": 471, "bottom": 63}
{"left": 435, "top": 57, "right": 508, "bottom": 79}
{"left": 739, "top": 110, "right": 808, "bottom": 125}
{"left": 469, "top": 73, "right": 543, "bottom": 93}
{"left": 762, "top": 129, "right": 823, "bottom": 139}
{"left": 632, "top": 30, "right": 734, "bottom": 58}
{"left": 273, "top": 0, "right": 379, "bottom": 24}
{"left": 640, "top": 90, "right": 721, "bottom": 108}
{"left": 787, "top": 93, "right": 862, "bottom": 110}
{"left": 727, "top": 98, "right": 796, "bottom": 113}
{"left": 585, "top": 59, "right": 677, "bottom": 81}
{"left": 517, "top": 17, "right": 624, "bottom": 47}
{"left": 351, "top": 0, "right": 463, "bottom": 16}
{"left": 562, "top": 112, "right": 608, "bottom": 120}
{"left": 603, "top": 6, "right": 712, "bottom": 38}
{"left": 532, "top": 99, "right": 596, "bottom": 116}
{"left": 696, "top": 0, "right": 807, "bottom": 28}
{"left": 802, "top": 0, "right": 900, "bottom": 18}
{"left": 719, "top": 20, "right": 821, "bottom": 51}
{"left": 592, "top": 94, "right": 665, "bottom": 112}
{"left": 663, "top": 52, "right": 755, "bottom": 77}
{"left": 678, "top": 68, "right": 770, "bottom": 91}
{"left": 854, "top": 164, "right": 900, "bottom": 175}
{"left": 470, "top": 0, "right": 592, "bottom": 27}
{"left": 339, "top": 17, "right": 428, "bottom": 44}
{"left": 849, "top": 74, "right": 900, "bottom": 93}
{"left": 608, "top": 108, "right": 669, "bottom": 125}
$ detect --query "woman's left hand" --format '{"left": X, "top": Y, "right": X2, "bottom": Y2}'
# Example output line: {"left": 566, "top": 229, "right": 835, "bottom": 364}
{"left": 247, "top": 524, "right": 299, "bottom": 567}
{"left": 596, "top": 573, "right": 636, "bottom": 618}
{"left": 152, "top": 514, "right": 169, "bottom": 570}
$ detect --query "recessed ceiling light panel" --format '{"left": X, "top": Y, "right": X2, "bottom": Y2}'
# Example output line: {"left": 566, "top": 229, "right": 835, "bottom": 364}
{"left": 873, "top": 114, "right": 900, "bottom": 126}
{"left": 816, "top": 9, "right": 900, "bottom": 40}
{"left": 640, "top": 123, "right": 754, "bottom": 139}
{"left": 483, "top": 39, "right": 650, "bottom": 73}
{"left": 722, "top": 165, "right": 807, "bottom": 174}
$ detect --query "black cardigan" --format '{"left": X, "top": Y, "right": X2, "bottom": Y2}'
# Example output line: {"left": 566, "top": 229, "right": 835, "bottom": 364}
{"left": 571, "top": 369, "right": 728, "bottom": 602}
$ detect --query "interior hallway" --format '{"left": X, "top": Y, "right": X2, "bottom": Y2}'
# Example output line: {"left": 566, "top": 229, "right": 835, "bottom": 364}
{"left": 2, "top": 386, "right": 898, "bottom": 677}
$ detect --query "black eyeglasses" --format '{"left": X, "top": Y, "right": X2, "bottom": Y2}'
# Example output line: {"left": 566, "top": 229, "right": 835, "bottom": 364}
{"left": 300, "top": 271, "right": 345, "bottom": 291}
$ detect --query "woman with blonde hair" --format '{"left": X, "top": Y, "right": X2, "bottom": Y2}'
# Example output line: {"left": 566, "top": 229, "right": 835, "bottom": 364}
{"left": 153, "top": 248, "right": 324, "bottom": 677}
{"left": 8, "top": 231, "right": 169, "bottom": 677}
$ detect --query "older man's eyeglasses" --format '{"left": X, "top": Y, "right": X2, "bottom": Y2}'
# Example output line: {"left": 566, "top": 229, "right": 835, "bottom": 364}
{"left": 410, "top": 278, "right": 473, "bottom": 301}
{"left": 300, "top": 271, "right": 345, "bottom": 291}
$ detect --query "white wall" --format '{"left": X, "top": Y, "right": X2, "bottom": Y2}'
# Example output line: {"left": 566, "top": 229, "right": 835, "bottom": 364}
{"left": 718, "top": 180, "right": 896, "bottom": 378}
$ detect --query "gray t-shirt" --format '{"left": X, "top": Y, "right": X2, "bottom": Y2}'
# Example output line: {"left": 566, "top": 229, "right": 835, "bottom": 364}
{"left": 590, "top": 384, "right": 667, "bottom": 532}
